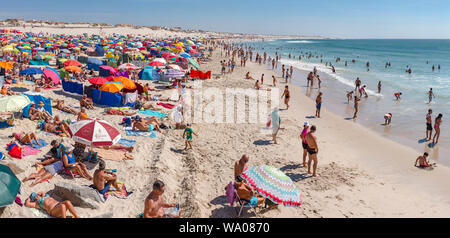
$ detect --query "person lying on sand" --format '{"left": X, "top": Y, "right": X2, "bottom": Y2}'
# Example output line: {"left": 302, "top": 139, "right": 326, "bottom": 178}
{"left": 54, "top": 115, "right": 71, "bottom": 134}
{"left": 93, "top": 159, "right": 124, "bottom": 196}
{"left": 415, "top": 152, "right": 435, "bottom": 168}
{"left": 80, "top": 95, "right": 94, "bottom": 109}
{"left": 132, "top": 116, "right": 162, "bottom": 133}
{"left": 61, "top": 144, "right": 93, "bottom": 180}
{"left": 143, "top": 180, "right": 180, "bottom": 218}
{"left": 53, "top": 99, "right": 77, "bottom": 115}
{"left": 106, "top": 108, "right": 136, "bottom": 116}
{"left": 235, "top": 155, "right": 249, "bottom": 182}
{"left": 11, "top": 132, "right": 40, "bottom": 146}
{"left": 25, "top": 192, "right": 79, "bottom": 218}
{"left": 23, "top": 160, "right": 64, "bottom": 187}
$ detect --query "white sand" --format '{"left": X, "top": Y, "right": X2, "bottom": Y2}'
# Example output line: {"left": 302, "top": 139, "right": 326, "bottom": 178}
{"left": 1, "top": 26, "right": 450, "bottom": 218}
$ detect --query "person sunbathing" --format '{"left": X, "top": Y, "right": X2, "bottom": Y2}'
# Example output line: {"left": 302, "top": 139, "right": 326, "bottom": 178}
{"left": 25, "top": 191, "right": 79, "bottom": 218}
{"left": 132, "top": 116, "right": 162, "bottom": 133}
{"left": 44, "top": 79, "right": 54, "bottom": 89}
{"left": 42, "top": 118, "right": 64, "bottom": 135}
{"left": 53, "top": 99, "right": 78, "bottom": 115}
{"left": 77, "top": 108, "right": 88, "bottom": 121}
{"left": 28, "top": 102, "right": 40, "bottom": 121}
{"left": 106, "top": 108, "right": 136, "bottom": 116}
{"left": 143, "top": 180, "right": 180, "bottom": 218}
{"left": 11, "top": 132, "right": 40, "bottom": 146}
{"left": 23, "top": 160, "right": 64, "bottom": 187}
{"left": 36, "top": 101, "right": 53, "bottom": 120}
{"left": 234, "top": 181, "right": 265, "bottom": 206}
{"left": 54, "top": 115, "right": 71, "bottom": 136}
{"left": 61, "top": 144, "right": 93, "bottom": 180}
{"left": 80, "top": 95, "right": 94, "bottom": 109}
{"left": 93, "top": 159, "right": 124, "bottom": 196}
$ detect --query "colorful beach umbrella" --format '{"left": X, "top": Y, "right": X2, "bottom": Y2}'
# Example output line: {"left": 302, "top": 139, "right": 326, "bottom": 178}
{"left": 43, "top": 67, "right": 61, "bottom": 84}
{"left": 187, "top": 58, "right": 200, "bottom": 69}
{"left": 68, "top": 118, "right": 121, "bottom": 147}
{"left": 0, "top": 164, "right": 21, "bottom": 207}
{"left": 88, "top": 77, "right": 108, "bottom": 85}
{"left": 241, "top": 165, "right": 301, "bottom": 207}
{"left": 99, "top": 81, "right": 124, "bottom": 93}
{"left": 118, "top": 63, "right": 137, "bottom": 70}
{"left": 0, "top": 95, "right": 32, "bottom": 112}
{"left": 109, "top": 76, "right": 136, "bottom": 90}
{"left": 20, "top": 67, "right": 43, "bottom": 75}
{"left": 64, "top": 59, "right": 81, "bottom": 67}
{"left": 64, "top": 65, "right": 82, "bottom": 71}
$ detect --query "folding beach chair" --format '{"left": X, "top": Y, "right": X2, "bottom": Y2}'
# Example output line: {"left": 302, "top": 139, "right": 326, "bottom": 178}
{"left": 235, "top": 190, "right": 259, "bottom": 218}
{"left": 225, "top": 181, "right": 259, "bottom": 217}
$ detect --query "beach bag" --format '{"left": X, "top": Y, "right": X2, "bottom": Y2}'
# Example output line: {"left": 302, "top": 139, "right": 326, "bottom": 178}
{"left": 0, "top": 152, "right": 6, "bottom": 161}
{"left": 7, "top": 143, "right": 23, "bottom": 159}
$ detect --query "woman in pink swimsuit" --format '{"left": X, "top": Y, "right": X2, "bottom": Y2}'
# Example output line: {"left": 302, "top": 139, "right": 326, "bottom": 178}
{"left": 432, "top": 114, "right": 443, "bottom": 144}
{"left": 300, "top": 122, "right": 310, "bottom": 167}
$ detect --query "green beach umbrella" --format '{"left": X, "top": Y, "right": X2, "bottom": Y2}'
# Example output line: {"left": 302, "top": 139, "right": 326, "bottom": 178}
{"left": 0, "top": 164, "right": 21, "bottom": 207}
{"left": 187, "top": 58, "right": 200, "bottom": 70}
{"left": 0, "top": 95, "right": 31, "bottom": 113}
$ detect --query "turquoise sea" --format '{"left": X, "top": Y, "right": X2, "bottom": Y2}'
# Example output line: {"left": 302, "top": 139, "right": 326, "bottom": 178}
{"left": 244, "top": 39, "right": 450, "bottom": 164}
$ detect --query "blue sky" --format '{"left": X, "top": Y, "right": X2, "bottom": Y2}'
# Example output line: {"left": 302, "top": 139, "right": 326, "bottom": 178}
{"left": 2, "top": 0, "right": 450, "bottom": 38}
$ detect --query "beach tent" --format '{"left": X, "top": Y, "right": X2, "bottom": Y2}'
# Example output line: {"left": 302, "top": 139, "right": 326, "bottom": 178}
{"left": 138, "top": 66, "right": 159, "bottom": 81}
{"left": 61, "top": 79, "right": 84, "bottom": 95}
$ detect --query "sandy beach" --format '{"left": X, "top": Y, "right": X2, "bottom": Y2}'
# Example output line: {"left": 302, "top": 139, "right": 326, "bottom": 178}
{"left": 1, "top": 26, "right": 450, "bottom": 218}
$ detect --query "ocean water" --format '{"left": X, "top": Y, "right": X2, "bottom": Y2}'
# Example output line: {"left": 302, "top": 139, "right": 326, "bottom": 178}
{"left": 244, "top": 39, "right": 450, "bottom": 165}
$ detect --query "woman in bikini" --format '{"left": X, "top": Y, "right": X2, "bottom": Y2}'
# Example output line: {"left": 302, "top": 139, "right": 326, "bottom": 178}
{"left": 432, "top": 114, "right": 443, "bottom": 144}
{"left": 281, "top": 86, "right": 290, "bottom": 110}
{"left": 53, "top": 99, "right": 77, "bottom": 115}
{"left": 25, "top": 192, "right": 79, "bottom": 218}
{"left": 11, "top": 132, "right": 40, "bottom": 146}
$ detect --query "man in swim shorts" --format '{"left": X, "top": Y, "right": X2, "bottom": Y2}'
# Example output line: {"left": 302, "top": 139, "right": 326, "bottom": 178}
{"left": 305, "top": 125, "right": 319, "bottom": 177}
{"left": 315, "top": 92, "right": 322, "bottom": 118}
{"left": 183, "top": 123, "right": 197, "bottom": 151}
{"left": 415, "top": 152, "right": 435, "bottom": 168}
{"left": 426, "top": 109, "right": 433, "bottom": 141}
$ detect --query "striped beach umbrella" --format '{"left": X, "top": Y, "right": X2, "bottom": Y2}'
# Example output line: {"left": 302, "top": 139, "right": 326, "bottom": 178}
{"left": 68, "top": 118, "right": 121, "bottom": 146}
{"left": 241, "top": 165, "right": 301, "bottom": 207}
{"left": 118, "top": 63, "right": 137, "bottom": 70}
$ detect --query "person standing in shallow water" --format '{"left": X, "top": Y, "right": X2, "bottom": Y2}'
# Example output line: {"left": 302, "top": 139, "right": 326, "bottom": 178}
{"left": 428, "top": 88, "right": 435, "bottom": 104}
{"left": 432, "top": 114, "right": 443, "bottom": 144}
{"left": 378, "top": 81, "right": 382, "bottom": 94}
{"left": 353, "top": 96, "right": 360, "bottom": 119}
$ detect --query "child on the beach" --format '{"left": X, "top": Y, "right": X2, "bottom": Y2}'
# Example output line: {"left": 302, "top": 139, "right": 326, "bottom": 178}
{"left": 183, "top": 124, "right": 197, "bottom": 151}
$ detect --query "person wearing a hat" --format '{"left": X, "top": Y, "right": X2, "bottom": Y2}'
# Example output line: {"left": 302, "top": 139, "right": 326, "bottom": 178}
{"left": 384, "top": 113, "right": 393, "bottom": 125}
{"left": 61, "top": 143, "right": 92, "bottom": 180}
{"left": 25, "top": 191, "right": 79, "bottom": 218}
{"left": 28, "top": 102, "right": 39, "bottom": 121}
{"left": 300, "top": 122, "right": 310, "bottom": 167}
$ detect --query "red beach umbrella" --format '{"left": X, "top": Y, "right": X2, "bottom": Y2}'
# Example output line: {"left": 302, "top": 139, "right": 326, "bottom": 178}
{"left": 68, "top": 118, "right": 121, "bottom": 146}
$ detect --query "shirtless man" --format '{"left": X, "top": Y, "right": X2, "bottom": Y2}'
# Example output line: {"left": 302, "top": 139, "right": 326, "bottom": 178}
{"left": 307, "top": 72, "right": 314, "bottom": 87}
{"left": 54, "top": 115, "right": 71, "bottom": 136}
{"left": 353, "top": 96, "right": 360, "bottom": 119}
{"left": 143, "top": 180, "right": 179, "bottom": 218}
{"left": 426, "top": 109, "right": 433, "bottom": 141}
{"left": 132, "top": 116, "right": 162, "bottom": 133}
{"left": 53, "top": 99, "right": 77, "bottom": 115}
{"left": 93, "top": 159, "right": 124, "bottom": 196}
{"left": 234, "top": 155, "right": 249, "bottom": 182}
{"left": 305, "top": 125, "right": 319, "bottom": 177}
{"left": 415, "top": 152, "right": 435, "bottom": 168}
{"left": 315, "top": 92, "right": 322, "bottom": 118}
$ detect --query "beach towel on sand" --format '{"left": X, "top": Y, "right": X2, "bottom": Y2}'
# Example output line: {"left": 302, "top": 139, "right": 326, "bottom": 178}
{"left": 93, "top": 148, "right": 133, "bottom": 161}
{"left": 104, "top": 182, "right": 131, "bottom": 200}
{"left": 118, "top": 138, "right": 136, "bottom": 147}
{"left": 138, "top": 110, "right": 167, "bottom": 117}
{"left": 21, "top": 139, "right": 48, "bottom": 149}
{"left": 0, "top": 120, "right": 14, "bottom": 128}
{"left": 157, "top": 102, "right": 175, "bottom": 109}
{"left": 126, "top": 130, "right": 157, "bottom": 138}
{"left": 22, "top": 146, "right": 41, "bottom": 157}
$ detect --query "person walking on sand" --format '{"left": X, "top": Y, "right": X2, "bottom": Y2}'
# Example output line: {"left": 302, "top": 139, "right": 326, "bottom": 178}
{"left": 315, "top": 92, "right": 322, "bottom": 118}
{"left": 183, "top": 123, "right": 197, "bottom": 151}
{"left": 305, "top": 125, "right": 319, "bottom": 177}
{"left": 272, "top": 75, "right": 276, "bottom": 87}
{"left": 281, "top": 86, "right": 290, "bottom": 110}
{"left": 432, "top": 114, "right": 443, "bottom": 144}
{"left": 426, "top": 109, "right": 433, "bottom": 141}
{"left": 353, "top": 96, "right": 360, "bottom": 119}
{"left": 271, "top": 107, "right": 281, "bottom": 144}
{"left": 260, "top": 74, "right": 264, "bottom": 85}
{"left": 428, "top": 88, "right": 435, "bottom": 104}
{"left": 317, "top": 75, "right": 322, "bottom": 89}
{"left": 300, "top": 122, "right": 310, "bottom": 167}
